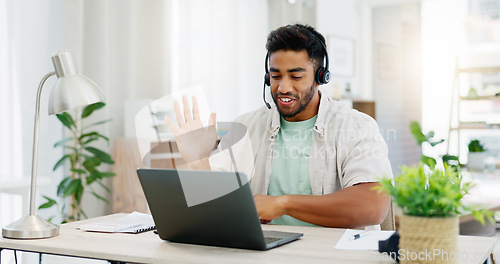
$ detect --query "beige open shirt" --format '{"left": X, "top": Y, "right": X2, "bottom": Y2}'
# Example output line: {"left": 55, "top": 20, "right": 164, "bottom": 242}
{"left": 209, "top": 94, "right": 393, "bottom": 227}
{"left": 209, "top": 96, "right": 392, "bottom": 195}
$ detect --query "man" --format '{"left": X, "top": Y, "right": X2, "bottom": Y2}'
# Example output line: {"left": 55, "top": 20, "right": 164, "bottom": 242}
{"left": 166, "top": 24, "right": 393, "bottom": 229}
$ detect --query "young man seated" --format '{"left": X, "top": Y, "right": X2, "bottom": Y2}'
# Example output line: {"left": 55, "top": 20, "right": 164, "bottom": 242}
{"left": 165, "top": 24, "right": 393, "bottom": 229}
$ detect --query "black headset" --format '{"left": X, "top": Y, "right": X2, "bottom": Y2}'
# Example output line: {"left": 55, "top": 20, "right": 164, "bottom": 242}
{"left": 263, "top": 40, "right": 330, "bottom": 109}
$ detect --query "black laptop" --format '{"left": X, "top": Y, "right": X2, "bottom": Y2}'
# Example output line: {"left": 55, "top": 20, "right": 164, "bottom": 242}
{"left": 137, "top": 168, "right": 303, "bottom": 250}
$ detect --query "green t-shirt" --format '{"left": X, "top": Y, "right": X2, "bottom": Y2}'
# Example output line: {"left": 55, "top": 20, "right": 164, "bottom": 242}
{"left": 267, "top": 115, "right": 318, "bottom": 227}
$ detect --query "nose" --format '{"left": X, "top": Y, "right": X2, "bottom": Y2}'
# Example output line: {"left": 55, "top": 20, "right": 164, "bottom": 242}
{"left": 277, "top": 77, "right": 293, "bottom": 94}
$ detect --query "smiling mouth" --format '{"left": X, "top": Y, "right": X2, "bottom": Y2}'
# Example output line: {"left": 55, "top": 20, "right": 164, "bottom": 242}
{"left": 278, "top": 96, "right": 296, "bottom": 106}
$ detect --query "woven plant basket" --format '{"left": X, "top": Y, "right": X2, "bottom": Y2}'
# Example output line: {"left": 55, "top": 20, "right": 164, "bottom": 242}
{"left": 398, "top": 214, "right": 459, "bottom": 264}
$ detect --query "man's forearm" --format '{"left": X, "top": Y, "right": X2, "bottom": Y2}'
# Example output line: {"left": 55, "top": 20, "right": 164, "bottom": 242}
{"left": 257, "top": 182, "right": 390, "bottom": 228}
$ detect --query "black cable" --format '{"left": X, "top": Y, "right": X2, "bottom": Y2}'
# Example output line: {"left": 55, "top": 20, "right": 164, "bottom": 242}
{"left": 13, "top": 250, "right": 17, "bottom": 264}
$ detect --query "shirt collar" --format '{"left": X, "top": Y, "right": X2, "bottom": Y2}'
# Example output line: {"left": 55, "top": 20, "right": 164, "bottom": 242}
{"left": 269, "top": 90, "right": 329, "bottom": 137}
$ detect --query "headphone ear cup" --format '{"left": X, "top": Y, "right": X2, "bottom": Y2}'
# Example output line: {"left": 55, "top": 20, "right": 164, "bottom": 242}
{"left": 264, "top": 73, "right": 270, "bottom": 86}
{"left": 315, "top": 67, "right": 331, "bottom": 85}
{"left": 322, "top": 69, "right": 331, "bottom": 84}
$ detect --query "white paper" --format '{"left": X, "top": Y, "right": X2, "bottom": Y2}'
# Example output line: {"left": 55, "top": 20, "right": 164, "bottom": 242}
{"left": 334, "top": 229, "right": 395, "bottom": 251}
{"left": 78, "top": 212, "right": 155, "bottom": 233}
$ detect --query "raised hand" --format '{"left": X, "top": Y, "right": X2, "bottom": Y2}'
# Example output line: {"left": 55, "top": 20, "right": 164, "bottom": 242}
{"left": 164, "top": 96, "right": 217, "bottom": 170}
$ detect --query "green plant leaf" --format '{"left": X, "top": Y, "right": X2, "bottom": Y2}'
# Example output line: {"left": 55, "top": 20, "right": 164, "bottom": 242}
{"left": 38, "top": 196, "right": 57, "bottom": 209}
{"left": 420, "top": 155, "right": 437, "bottom": 169}
{"left": 442, "top": 154, "right": 460, "bottom": 169}
{"left": 94, "top": 172, "right": 116, "bottom": 179}
{"left": 93, "top": 133, "right": 110, "bottom": 143}
{"left": 85, "top": 147, "right": 114, "bottom": 164}
{"left": 83, "top": 119, "right": 112, "bottom": 130}
{"left": 64, "top": 146, "right": 79, "bottom": 152}
{"left": 39, "top": 201, "right": 56, "bottom": 209}
{"left": 79, "top": 132, "right": 98, "bottom": 140}
{"left": 80, "top": 132, "right": 109, "bottom": 145}
{"left": 92, "top": 191, "right": 109, "bottom": 203}
{"left": 63, "top": 179, "right": 82, "bottom": 197}
{"left": 53, "top": 154, "right": 72, "bottom": 171}
{"left": 409, "top": 121, "right": 444, "bottom": 147}
{"left": 81, "top": 102, "right": 105, "bottom": 118}
{"left": 56, "top": 112, "right": 75, "bottom": 129}
{"left": 468, "top": 139, "right": 486, "bottom": 152}
{"left": 80, "top": 209, "right": 88, "bottom": 219}
{"left": 428, "top": 139, "right": 445, "bottom": 147}
{"left": 409, "top": 121, "right": 426, "bottom": 145}
{"left": 86, "top": 174, "right": 97, "bottom": 185}
{"left": 53, "top": 137, "right": 73, "bottom": 148}
{"left": 70, "top": 168, "right": 87, "bottom": 175}
{"left": 96, "top": 180, "right": 111, "bottom": 193}
{"left": 75, "top": 182, "right": 84, "bottom": 204}
{"left": 99, "top": 172, "right": 116, "bottom": 178}
{"left": 42, "top": 195, "right": 57, "bottom": 203}
{"left": 82, "top": 137, "right": 98, "bottom": 145}
{"left": 83, "top": 157, "right": 101, "bottom": 173}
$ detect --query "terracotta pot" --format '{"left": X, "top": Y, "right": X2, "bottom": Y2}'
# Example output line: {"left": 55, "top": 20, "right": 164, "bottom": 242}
{"left": 398, "top": 214, "right": 458, "bottom": 264}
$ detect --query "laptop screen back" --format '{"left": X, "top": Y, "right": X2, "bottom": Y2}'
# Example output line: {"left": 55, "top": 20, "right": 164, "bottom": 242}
{"left": 137, "top": 169, "right": 268, "bottom": 250}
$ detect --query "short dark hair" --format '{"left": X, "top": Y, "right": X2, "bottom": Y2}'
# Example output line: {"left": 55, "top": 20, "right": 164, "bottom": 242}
{"left": 265, "top": 24, "right": 326, "bottom": 70}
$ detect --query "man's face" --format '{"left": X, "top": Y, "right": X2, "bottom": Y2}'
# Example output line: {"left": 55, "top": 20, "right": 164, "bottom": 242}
{"left": 269, "top": 49, "right": 320, "bottom": 122}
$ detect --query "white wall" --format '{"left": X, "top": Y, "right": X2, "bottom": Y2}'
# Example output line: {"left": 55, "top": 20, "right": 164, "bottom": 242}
{"left": 8, "top": 0, "right": 63, "bottom": 219}
{"left": 316, "top": 0, "right": 362, "bottom": 99}
{"left": 1, "top": 0, "right": 63, "bottom": 263}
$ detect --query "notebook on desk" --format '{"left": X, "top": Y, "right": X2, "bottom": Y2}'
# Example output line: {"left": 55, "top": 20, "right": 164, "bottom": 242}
{"left": 137, "top": 168, "right": 303, "bottom": 250}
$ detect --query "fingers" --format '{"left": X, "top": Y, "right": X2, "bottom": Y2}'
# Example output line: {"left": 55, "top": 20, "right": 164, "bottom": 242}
{"left": 192, "top": 96, "right": 201, "bottom": 121}
{"left": 182, "top": 95, "right": 192, "bottom": 122}
{"left": 208, "top": 112, "right": 216, "bottom": 126}
{"left": 207, "top": 112, "right": 217, "bottom": 135}
{"left": 173, "top": 100, "right": 184, "bottom": 128}
{"left": 164, "top": 116, "right": 179, "bottom": 136}
{"left": 171, "top": 96, "right": 214, "bottom": 131}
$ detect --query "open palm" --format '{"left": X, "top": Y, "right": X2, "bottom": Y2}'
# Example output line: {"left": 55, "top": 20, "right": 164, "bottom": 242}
{"left": 165, "top": 96, "right": 217, "bottom": 168}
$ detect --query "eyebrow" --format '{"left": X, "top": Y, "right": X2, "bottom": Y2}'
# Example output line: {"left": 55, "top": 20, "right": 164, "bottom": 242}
{"left": 269, "top": 67, "right": 307, "bottom": 73}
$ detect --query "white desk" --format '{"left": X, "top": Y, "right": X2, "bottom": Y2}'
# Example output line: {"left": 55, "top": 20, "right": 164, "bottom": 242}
{"left": 0, "top": 214, "right": 496, "bottom": 264}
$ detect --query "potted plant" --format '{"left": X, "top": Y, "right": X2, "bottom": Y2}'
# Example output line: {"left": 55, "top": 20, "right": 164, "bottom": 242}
{"left": 39, "top": 102, "right": 115, "bottom": 223}
{"left": 467, "top": 139, "right": 486, "bottom": 171}
{"left": 376, "top": 164, "right": 493, "bottom": 264}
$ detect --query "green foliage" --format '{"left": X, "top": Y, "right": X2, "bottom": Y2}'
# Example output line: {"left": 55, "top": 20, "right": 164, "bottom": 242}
{"left": 409, "top": 121, "right": 459, "bottom": 169}
{"left": 409, "top": 121, "right": 445, "bottom": 147}
{"left": 39, "top": 102, "right": 115, "bottom": 223}
{"left": 442, "top": 154, "right": 460, "bottom": 168}
{"left": 375, "top": 164, "right": 494, "bottom": 224}
{"left": 468, "top": 139, "right": 485, "bottom": 152}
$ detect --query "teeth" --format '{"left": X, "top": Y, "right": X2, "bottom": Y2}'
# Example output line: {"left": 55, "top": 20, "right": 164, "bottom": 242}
{"left": 281, "top": 98, "right": 292, "bottom": 102}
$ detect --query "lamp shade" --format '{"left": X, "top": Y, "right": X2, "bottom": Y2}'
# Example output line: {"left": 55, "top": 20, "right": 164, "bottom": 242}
{"left": 48, "top": 50, "right": 105, "bottom": 115}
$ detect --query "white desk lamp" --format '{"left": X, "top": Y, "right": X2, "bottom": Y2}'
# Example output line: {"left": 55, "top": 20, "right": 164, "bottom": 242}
{"left": 2, "top": 50, "right": 105, "bottom": 239}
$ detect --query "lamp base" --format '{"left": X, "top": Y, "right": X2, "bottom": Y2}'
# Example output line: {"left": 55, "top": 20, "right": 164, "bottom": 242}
{"left": 2, "top": 215, "right": 59, "bottom": 239}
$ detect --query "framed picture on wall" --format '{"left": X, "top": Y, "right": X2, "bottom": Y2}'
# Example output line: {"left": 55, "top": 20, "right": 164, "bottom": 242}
{"left": 327, "top": 36, "right": 354, "bottom": 77}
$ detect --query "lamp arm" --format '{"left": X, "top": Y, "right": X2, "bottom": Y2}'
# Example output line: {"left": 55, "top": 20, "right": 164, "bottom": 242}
{"left": 29, "top": 71, "right": 56, "bottom": 216}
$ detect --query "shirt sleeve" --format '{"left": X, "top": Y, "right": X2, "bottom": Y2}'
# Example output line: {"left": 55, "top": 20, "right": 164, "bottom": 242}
{"left": 339, "top": 114, "right": 393, "bottom": 188}
{"left": 209, "top": 122, "right": 255, "bottom": 184}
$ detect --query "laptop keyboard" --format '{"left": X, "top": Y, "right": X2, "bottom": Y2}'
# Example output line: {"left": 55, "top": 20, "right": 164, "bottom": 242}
{"left": 265, "top": 237, "right": 283, "bottom": 244}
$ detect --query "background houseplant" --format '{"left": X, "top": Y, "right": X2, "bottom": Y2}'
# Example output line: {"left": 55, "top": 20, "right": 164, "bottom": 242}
{"left": 39, "top": 102, "right": 115, "bottom": 223}
{"left": 376, "top": 164, "right": 493, "bottom": 264}
{"left": 409, "top": 121, "right": 459, "bottom": 169}
{"left": 467, "top": 139, "right": 486, "bottom": 171}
